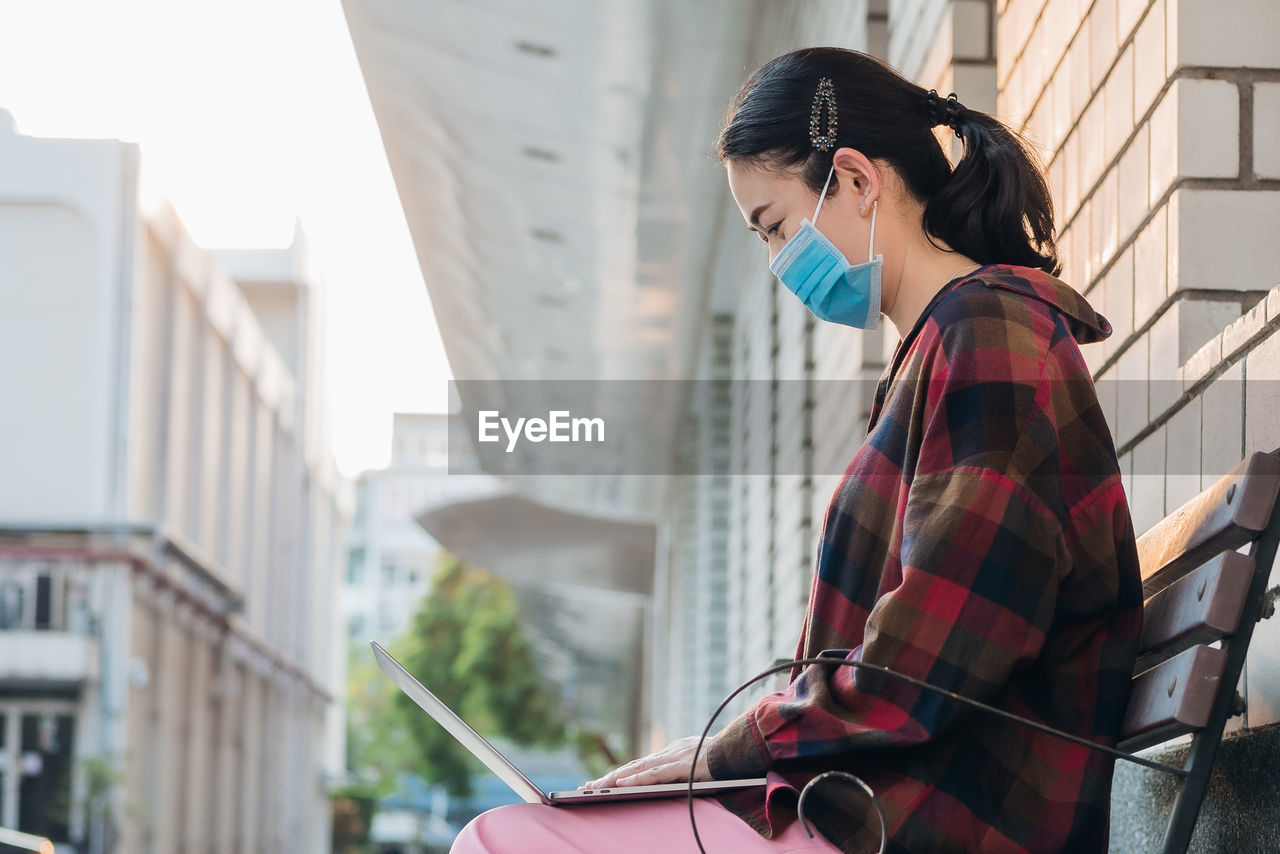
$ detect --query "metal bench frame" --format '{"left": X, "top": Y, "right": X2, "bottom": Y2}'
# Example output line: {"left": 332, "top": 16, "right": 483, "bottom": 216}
{"left": 690, "top": 452, "right": 1280, "bottom": 854}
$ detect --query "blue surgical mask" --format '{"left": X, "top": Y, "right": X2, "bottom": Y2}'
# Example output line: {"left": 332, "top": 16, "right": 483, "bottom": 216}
{"left": 769, "top": 163, "right": 882, "bottom": 330}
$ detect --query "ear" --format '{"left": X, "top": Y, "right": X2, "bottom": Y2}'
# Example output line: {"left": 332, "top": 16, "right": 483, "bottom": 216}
{"left": 831, "top": 147, "right": 880, "bottom": 213}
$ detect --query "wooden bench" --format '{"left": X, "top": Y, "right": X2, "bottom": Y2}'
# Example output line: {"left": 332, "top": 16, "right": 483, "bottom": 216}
{"left": 1111, "top": 450, "right": 1280, "bottom": 852}
{"left": 742, "top": 451, "right": 1280, "bottom": 854}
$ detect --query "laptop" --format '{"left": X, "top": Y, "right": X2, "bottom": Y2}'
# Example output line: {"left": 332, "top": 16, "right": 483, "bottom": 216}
{"left": 370, "top": 641, "right": 767, "bottom": 804}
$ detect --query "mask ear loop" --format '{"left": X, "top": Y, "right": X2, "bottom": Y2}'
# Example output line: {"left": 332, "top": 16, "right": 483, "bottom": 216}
{"left": 867, "top": 198, "right": 878, "bottom": 263}
{"left": 811, "top": 162, "right": 837, "bottom": 225}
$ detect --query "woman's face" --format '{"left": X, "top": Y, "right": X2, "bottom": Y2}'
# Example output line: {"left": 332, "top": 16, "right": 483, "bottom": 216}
{"left": 725, "top": 158, "right": 819, "bottom": 267}
{"left": 725, "top": 155, "right": 872, "bottom": 270}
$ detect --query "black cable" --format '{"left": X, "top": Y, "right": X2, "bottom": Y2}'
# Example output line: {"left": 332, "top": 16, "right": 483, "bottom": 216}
{"left": 685, "top": 654, "right": 1185, "bottom": 853}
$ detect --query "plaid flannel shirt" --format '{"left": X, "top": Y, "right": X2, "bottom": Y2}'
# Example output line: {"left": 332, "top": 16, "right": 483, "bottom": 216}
{"left": 706, "top": 264, "right": 1144, "bottom": 853}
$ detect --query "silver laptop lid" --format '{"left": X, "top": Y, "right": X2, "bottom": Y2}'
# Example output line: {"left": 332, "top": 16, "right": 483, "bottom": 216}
{"left": 369, "top": 640, "right": 548, "bottom": 805}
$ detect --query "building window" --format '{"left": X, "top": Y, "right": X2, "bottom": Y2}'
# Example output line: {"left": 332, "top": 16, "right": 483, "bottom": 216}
{"left": 0, "top": 569, "right": 68, "bottom": 631}
{"left": 34, "top": 575, "right": 52, "bottom": 629}
{"left": 17, "top": 711, "right": 75, "bottom": 841}
{"left": 0, "top": 581, "right": 24, "bottom": 629}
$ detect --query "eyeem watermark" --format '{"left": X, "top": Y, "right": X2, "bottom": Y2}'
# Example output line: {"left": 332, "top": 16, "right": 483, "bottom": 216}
{"left": 454, "top": 378, "right": 1263, "bottom": 476}
{"left": 477, "top": 410, "right": 605, "bottom": 452}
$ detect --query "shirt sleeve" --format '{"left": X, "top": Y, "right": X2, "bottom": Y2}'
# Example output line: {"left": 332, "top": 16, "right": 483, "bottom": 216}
{"left": 706, "top": 308, "right": 1076, "bottom": 779}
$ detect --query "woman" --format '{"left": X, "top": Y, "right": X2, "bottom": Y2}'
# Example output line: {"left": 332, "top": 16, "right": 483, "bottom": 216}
{"left": 452, "top": 46, "right": 1142, "bottom": 854}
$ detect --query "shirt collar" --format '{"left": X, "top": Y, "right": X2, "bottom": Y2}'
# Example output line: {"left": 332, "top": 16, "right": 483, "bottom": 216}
{"left": 975, "top": 264, "right": 1113, "bottom": 345}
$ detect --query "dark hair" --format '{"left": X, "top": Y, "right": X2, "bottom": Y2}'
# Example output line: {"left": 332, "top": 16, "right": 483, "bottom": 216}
{"left": 716, "top": 47, "right": 1060, "bottom": 276}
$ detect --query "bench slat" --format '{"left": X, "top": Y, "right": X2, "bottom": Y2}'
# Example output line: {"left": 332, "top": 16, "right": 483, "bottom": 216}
{"left": 1135, "top": 551, "right": 1255, "bottom": 672}
{"left": 1119, "top": 644, "right": 1227, "bottom": 754}
{"left": 1136, "top": 452, "right": 1280, "bottom": 597}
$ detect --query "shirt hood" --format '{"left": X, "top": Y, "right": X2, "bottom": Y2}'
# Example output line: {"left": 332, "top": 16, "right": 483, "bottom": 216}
{"left": 972, "top": 264, "right": 1113, "bottom": 345}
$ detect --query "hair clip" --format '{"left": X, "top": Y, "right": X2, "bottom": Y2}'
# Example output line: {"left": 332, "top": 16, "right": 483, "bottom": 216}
{"left": 809, "top": 77, "right": 838, "bottom": 150}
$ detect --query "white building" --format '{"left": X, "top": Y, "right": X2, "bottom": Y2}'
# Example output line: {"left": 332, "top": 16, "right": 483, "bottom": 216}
{"left": 344, "top": 0, "right": 1280, "bottom": 847}
{"left": 0, "top": 112, "right": 351, "bottom": 854}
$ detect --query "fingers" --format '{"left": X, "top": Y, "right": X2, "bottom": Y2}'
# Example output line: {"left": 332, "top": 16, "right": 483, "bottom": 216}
{"left": 616, "top": 761, "right": 687, "bottom": 786}
{"left": 596, "top": 755, "right": 649, "bottom": 787}
{"left": 581, "top": 760, "right": 689, "bottom": 789}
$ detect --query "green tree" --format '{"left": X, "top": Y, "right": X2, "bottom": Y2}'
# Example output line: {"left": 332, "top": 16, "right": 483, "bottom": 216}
{"left": 393, "top": 551, "right": 568, "bottom": 798}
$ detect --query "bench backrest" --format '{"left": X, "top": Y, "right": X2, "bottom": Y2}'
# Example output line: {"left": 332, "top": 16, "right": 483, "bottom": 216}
{"left": 1117, "top": 450, "right": 1280, "bottom": 759}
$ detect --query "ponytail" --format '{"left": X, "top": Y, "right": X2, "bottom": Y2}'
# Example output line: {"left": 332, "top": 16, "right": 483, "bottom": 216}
{"left": 716, "top": 47, "right": 1061, "bottom": 277}
{"left": 923, "top": 108, "right": 1060, "bottom": 275}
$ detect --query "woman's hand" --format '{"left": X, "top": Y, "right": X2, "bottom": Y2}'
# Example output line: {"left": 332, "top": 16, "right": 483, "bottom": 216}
{"left": 580, "top": 735, "right": 713, "bottom": 788}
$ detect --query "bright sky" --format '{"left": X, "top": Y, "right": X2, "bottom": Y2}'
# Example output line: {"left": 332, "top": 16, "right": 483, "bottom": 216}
{"left": 0, "top": 0, "right": 451, "bottom": 478}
